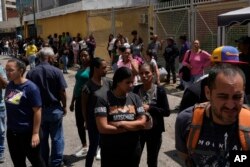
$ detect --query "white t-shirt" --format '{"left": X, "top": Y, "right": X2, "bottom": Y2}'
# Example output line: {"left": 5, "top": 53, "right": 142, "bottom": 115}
{"left": 71, "top": 41, "right": 79, "bottom": 51}
{"left": 79, "top": 40, "right": 87, "bottom": 49}
{"left": 108, "top": 38, "right": 116, "bottom": 51}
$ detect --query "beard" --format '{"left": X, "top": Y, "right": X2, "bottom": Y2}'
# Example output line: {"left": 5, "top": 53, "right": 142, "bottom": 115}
{"left": 211, "top": 106, "right": 239, "bottom": 124}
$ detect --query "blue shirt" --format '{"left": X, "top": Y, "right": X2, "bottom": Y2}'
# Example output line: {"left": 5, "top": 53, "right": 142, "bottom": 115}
{"left": 5, "top": 80, "right": 42, "bottom": 133}
{"left": 26, "top": 62, "right": 67, "bottom": 107}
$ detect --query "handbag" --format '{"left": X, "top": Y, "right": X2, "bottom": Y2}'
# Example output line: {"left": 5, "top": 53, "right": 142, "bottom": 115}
{"left": 179, "top": 66, "right": 191, "bottom": 82}
{"left": 179, "top": 50, "right": 191, "bottom": 82}
{"left": 158, "top": 66, "right": 168, "bottom": 82}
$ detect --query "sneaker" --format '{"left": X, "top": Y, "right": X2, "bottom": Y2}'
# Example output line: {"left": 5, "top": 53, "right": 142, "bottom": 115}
{"left": 74, "top": 147, "right": 88, "bottom": 158}
{"left": 0, "top": 155, "right": 4, "bottom": 163}
{"left": 95, "top": 148, "right": 101, "bottom": 160}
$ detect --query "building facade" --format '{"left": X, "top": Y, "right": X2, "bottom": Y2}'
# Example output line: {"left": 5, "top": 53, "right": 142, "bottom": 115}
{"left": 0, "top": 0, "right": 19, "bottom": 38}
{"left": 20, "top": 0, "right": 250, "bottom": 60}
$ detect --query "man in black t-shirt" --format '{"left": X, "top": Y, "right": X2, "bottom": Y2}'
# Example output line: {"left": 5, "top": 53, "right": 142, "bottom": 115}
{"left": 176, "top": 64, "right": 249, "bottom": 166}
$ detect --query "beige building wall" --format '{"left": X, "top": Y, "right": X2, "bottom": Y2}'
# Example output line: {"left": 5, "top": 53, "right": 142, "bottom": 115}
{"left": 37, "top": 11, "right": 88, "bottom": 40}
{"left": 28, "top": 6, "right": 150, "bottom": 61}
{"left": 88, "top": 7, "right": 150, "bottom": 60}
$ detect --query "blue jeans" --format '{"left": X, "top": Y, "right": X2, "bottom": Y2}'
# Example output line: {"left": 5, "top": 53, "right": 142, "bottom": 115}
{"left": 41, "top": 105, "right": 64, "bottom": 167}
{"left": 61, "top": 55, "right": 68, "bottom": 73}
{"left": 28, "top": 55, "right": 36, "bottom": 69}
{"left": 0, "top": 109, "right": 6, "bottom": 158}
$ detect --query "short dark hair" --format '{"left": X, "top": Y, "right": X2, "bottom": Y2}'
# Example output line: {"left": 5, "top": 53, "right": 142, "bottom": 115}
{"left": 131, "top": 30, "right": 137, "bottom": 35}
{"left": 90, "top": 57, "right": 104, "bottom": 78}
{"left": 118, "top": 45, "right": 127, "bottom": 53}
{"left": 112, "top": 67, "right": 133, "bottom": 89}
{"left": 146, "top": 50, "right": 154, "bottom": 59}
{"left": 179, "top": 35, "right": 187, "bottom": 41}
{"left": 207, "top": 63, "right": 246, "bottom": 89}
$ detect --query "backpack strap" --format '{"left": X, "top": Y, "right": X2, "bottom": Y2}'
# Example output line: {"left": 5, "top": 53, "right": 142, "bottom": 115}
{"left": 238, "top": 107, "right": 250, "bottom": 151}
{"left": 187, "top": 50, "right": 191, "bottom": 63}
{"left": 187, "top": 103, "right": 207, "bottom": 153}
{"left": 187, "top": 105, "right": 250, "bottom": 152}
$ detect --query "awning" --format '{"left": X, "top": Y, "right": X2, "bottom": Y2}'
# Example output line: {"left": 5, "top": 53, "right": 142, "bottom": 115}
{"left": 218, "top": 7, "right": 250, "bottom": 27}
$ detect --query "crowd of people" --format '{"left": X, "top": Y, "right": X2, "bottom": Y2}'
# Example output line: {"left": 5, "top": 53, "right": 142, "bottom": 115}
{"left": 0, "top": 30, "right": 250, "bottom": 167}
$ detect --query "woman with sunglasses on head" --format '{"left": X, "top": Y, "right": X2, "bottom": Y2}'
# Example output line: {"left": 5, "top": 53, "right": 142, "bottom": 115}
{"left": 95, "top": 67, "right": 151, "bottom": 167}
{"left": 133, "top": 63, "right": 170, "bottom": 167}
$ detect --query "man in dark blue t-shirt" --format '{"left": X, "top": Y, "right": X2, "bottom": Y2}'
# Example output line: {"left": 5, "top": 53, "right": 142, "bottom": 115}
{"left": 26, "top": 47, "right": 67, "bottom": 167}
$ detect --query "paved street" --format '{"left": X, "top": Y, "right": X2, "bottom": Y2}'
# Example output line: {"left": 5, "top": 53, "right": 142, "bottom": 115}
{"left": 0, "top": 55, "right": 184, "bottom": 167}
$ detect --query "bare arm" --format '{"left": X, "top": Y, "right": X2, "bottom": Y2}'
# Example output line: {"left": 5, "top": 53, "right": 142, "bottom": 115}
{"left": 109, "top": 115, "right": 147, "bottom": 131}
{"left": 60, "top": 89, "right": 67, "bottom": 116}
{"left": 31, "top": 106, "right": 42, "bottom": 148}
{"left": 81, "top": 92, "right": 89, "bottom": 125}
{"left": 131, "top": 61, "right": 139, "bottom": 75}
{"left": 70, "top": 87, "right": 76, "bottom": 111}
{"left": 96, "top": 116, "right": 127, "bottom": 134}
{"left": 154, "top": 64, "right": 161, "bottom": 85}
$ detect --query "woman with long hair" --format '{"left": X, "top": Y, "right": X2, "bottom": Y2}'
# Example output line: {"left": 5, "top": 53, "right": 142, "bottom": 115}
{"left": 95, "top": 67, "right": 150, "bottom": 167}
{"left": 111, "top": 38, "right": 121, "bottom": 72}
{"left": 70, "top": 49, "right": 91, "bottom": 157}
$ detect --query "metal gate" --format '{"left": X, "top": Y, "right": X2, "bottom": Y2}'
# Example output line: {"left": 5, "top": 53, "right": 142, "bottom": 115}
{"left": 154, "top": 8, "right": 189, "bottom": 66}
{"left": 226, "top": 23, "right": 248, "bottom": 46}
{"left": 153, "top": 0, "right": 249, "bottom": 54}
{"left": 155, "top": 9, "right": 189, "bottom": 41}
{"left": 195, "top": 9, "right": 217, "bottom": 53}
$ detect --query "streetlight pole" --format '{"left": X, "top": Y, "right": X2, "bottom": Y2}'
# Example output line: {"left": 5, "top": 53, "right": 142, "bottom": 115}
{"left": 33, "top": 0, "right": 37, "bottom": 38}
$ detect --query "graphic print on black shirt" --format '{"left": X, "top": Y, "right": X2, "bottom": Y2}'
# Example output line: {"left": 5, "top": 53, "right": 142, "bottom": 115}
{"left": 109, "top": 104, "right": 137, "bottom": 121}
{"left": 95, "top": 90, "right": 144, "bottom": 122}
{"left": 191, "top": 116, "right": 242, "bottom": 167}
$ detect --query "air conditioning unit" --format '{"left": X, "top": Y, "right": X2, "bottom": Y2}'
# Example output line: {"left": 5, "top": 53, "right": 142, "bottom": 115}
{"left": 140, "top": 14, "right": 148, "bottom": 24}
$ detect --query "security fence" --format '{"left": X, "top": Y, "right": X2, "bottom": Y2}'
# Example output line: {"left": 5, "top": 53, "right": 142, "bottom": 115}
{"left": 154, "top": 0, "right": 249, "bottom": 53}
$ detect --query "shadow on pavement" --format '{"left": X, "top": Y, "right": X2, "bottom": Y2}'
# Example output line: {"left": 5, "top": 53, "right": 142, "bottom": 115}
{"left": 63, "top": 155, "right": 86, "bottom": 167}
{"left": 164, "top": 150, "right": 185, "bottom": 166}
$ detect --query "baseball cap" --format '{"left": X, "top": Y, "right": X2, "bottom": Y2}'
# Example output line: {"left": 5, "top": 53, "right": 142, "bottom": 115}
{"left": 235, "top": 36, "right": 250, "bottom": 44}
{"left": 211, "top": 46, "right": 247, "bottom": 64}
